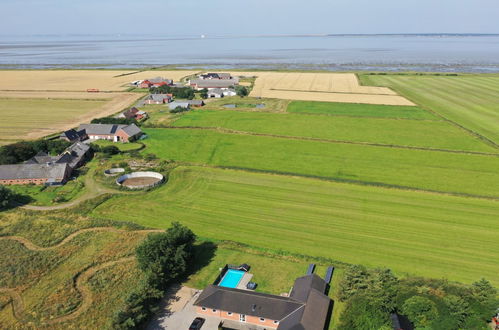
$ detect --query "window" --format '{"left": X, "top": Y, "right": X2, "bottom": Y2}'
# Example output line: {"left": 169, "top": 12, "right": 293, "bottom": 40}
{"left": 273, "top": 321, "right": 279, "bottom": 324}
{"left": 212, "top": 309, "right": 217, "bottom": 313}
{"left": 260, "top": 318, "right": 266, "bottom": 322}
{"left": 240, "top": 314, "right": 246, "bottom": 322}
{"left": 227, "top": 312, "right": 233, "bottom": 316}
{"left": 201, "top": 307, "right": 206, "bottom": 311}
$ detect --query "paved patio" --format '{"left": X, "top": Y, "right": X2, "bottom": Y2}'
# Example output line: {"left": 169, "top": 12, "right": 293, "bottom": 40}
{"left": 147, "top": 286, "right": 222, "bottom": 330}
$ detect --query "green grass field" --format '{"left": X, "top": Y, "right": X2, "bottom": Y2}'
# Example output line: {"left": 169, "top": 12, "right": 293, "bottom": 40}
{"left": 8, "top": 179, "right": 85, "bottom": 206}
{"left": 92, "top": 166, "right": 499, "bottom": 286}
{"left": 143, "top": 128, "right": 499, "bottom": 197}
{"left": 91, "top": 140, "right": 143, "bottom": 152}
{"left": 359, "top": 74, "right": 499, "bottom": 146}
{"left": 0, "top": 98, "right": 108, "bottom": 143}
{"left": 287, "top": 101, "right": 436, "bottom": 119}
{"left": 172, "top": 110, "right": 494, "bottom": 152}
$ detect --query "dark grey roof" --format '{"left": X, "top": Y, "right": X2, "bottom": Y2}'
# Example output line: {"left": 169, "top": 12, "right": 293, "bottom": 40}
{"left": 191, "top": 79, "right": 237, "bottom": 88}
{"left": 169, "top": 101, "right": 190, "bottom": 109}
{"left": 195, "top": 273, "right": 331, "bottom": 330}
{"left": 187, "top": 100, "right": 204, "bottom": 105}
{"left": 0, "top": 163, "right": 69, "bottom": 181}
{"left": 63, "top": 142, "right": 91, "bottom": 168}
{"left": 194, "top": 285, "right": 303, "bottom": 321}
{"left": 148, "top": 77, "right": 172, "bottom": 84}
{"left": 147, "top": 94, "right": 171, "bottom": 102}
{"left": 289, "top": 274, "right": 327, "bottom": 303}
{"left": 119, "top": 124, "right": 142, "bottom": 137}
{"left": 78, "top": 124, "right": 126, "bottom": 135}
{"left": 60, "top": 129, "right": 86, "bottom": 141}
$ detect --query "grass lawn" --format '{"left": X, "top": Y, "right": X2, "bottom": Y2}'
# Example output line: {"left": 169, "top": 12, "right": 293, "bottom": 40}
{"left": 287, "top": 101, "right": 436, "bottom": 120}
{"left": 91, "top": 139, "right": 143, "bottom": 152}
{"left": 142, "top": 128, "right": 499, "bottom": 197}
{"left": 172, "top": 110, "right": 494, "bottom": 152}
{"left": 359, "top": 74, "right": 499, "bottom": 146}
{"left": 0, "top": 98, "right": 107, "bottom": 142}
{"left": 92, "top": 166, "right": 499, "bottom": 286}
{"left": 8, "top": 179, "right": 85, "bottom": 206}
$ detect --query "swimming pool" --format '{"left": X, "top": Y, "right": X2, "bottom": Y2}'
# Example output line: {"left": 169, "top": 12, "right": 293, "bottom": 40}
{"left": 219, "top": 269, "right": 245, "bottom": 288}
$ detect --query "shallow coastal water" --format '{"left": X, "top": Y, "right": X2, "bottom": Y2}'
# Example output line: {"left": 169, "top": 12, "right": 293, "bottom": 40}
{"left": 1, "top": 34, "right": 499, "bottom": 72}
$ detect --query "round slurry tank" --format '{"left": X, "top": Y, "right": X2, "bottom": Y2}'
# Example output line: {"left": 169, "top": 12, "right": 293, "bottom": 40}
{"left": 116, "top": 171, "right": 164, "bottom": 189}
{"left": 104, "top": 168, "right": 125, "bottom": 177}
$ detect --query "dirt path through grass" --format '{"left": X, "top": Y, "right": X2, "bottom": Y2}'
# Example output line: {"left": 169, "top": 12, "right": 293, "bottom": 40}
{"left": 0, "top": 227, "right": 162, "bottom": 324}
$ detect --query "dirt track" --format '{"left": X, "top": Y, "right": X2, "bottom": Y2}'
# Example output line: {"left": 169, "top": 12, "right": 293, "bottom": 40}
{"left": 0, "top": 227, "right": 162, "bottom": 325}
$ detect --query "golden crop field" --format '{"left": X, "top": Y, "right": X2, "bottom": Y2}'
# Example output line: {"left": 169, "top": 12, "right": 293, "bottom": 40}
{"left": 232, "top": 71, "right": 414, "bottom": 105}
{"left": 0, "top": 92, "right": 142, "bottom": 142}
{"left": 0, "top": 70, "right": 198, "bottom": 92}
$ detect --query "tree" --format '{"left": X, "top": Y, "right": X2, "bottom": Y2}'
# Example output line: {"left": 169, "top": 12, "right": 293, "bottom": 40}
{"left": 443, "top": 294, "right": 469, "bottom": 326}
{"left": 364, "top": 268, "right": 399, "bottom": 312}
{"left": 338, "top": 294, "right": 391, "bottom": 330}
{"left": 401, "top": 296, "right": 438, "bottom": 328}
{"left": 0, "top": 185, "right": 15, "bottom": 209}
{"left": 472, "top": 278, "right": 497, "bottom": 303}
{"left": 91, "top": 117, "right": 137, "bottom": 125}
{"left": 338, "top": 265, "right": 370, "bottom": 301}
{"left": 135, "top": 222, "right": 196, "bottom": 289}
{"left": 235, "top": 85, "right": 249, "bottom": 97}
{"left": 200, "top": 88, "right": 208, "bottom": 99}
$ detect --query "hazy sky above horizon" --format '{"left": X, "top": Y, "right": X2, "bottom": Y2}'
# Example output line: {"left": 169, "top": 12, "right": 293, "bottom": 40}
{"left": 1, "top": 0, "right": 498, "bottom": 36}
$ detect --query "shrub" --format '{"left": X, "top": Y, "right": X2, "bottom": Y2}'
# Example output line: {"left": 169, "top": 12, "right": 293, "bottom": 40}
{"left": 401, "top": 296, "right": 439, "bottom": 328}
{"left": 102, "top": 145, "right": 120, "bottom": 156}
{"left": 0, "top": 185, "right": 15, "bottom": 209}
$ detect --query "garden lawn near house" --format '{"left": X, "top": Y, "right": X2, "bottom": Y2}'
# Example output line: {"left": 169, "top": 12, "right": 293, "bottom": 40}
{"left": 7, "top": 179, "right": 85, "bottom": 206}
{"left": 92, "top": 166, "right": 499, "bottom": 286}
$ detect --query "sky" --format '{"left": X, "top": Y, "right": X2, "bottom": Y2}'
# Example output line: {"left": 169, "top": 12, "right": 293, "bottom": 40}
{"left": 1, "top": 0, "right": 499, "bottom": 36}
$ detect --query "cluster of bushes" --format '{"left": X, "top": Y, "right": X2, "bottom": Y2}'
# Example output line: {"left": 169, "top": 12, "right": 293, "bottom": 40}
{"left": 0, "top": 139, "right": 71, "bottom": 165}
{"left": 111, "top": 222, "right": 196, "bottom": 329}
{"left": 0, "top": 185, "right": 16, "bottom": 209}
{"left": 235, "top": 85, "right": 249, "bottom": 97}
{"left": 337, "top": 265, "right": 498, "bottom": 329}
{"left": 169, "top": 106, "right": 190, "bottom": 114}
{"left": 91, "top": 117, "right": 138, "bottom": 125}
{"left": 151, "top": 85, "right": 195, "bottom": 99}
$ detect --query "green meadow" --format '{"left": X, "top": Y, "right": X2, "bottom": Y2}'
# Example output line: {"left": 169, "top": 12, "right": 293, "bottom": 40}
{"left": 360, "top": 74, "right": 499, "bottom": 145}
{"left": 287, "top": 101, "right": 436, "bottom": 119}
{"left": 172, "top": 110, "right": 495, "bottom": 152}
{"left": 93, "top": 166, "right": 499, "bottom": 286}
{"left": 143, "top": 128, "right": 499, "bottom": 197}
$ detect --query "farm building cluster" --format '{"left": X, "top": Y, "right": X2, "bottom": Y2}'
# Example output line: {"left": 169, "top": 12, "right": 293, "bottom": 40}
{"left": 0, "top": 142, "right": 91, "bottom": 186}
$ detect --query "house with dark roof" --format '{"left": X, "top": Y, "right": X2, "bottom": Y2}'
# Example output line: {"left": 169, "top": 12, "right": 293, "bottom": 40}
{"left": 200, "top": 73, "right": 233, "bottom": 80}
{"left": 77, "top": 123, "right": 143, "bottom": 143}
{"left": 59, "top": 129, "right": 87, "bottom": 143}
{"left": 194, "top": 273, "right": 332, "bottom": 330}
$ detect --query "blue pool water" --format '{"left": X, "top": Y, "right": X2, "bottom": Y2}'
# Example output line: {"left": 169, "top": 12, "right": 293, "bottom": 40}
{"left": 219, "top": 269, "right": 245, "bottom": 288}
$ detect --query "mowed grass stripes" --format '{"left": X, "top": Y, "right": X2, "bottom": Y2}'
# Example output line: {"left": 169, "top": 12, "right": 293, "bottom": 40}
{"left": 172, "top": 110, "right": 495, "bottom": 152}
{"left": 360, "top": 74, "right": 499, "bottom": 145}
{"left": 143, "top": 128, "right": 499, "bottom": 197}
{"left": 92, "top": 166, "right": 499, "bottom": 285}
